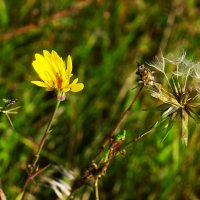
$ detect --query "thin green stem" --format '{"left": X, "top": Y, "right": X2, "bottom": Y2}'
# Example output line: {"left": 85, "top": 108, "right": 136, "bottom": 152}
{"left": 33, "top": 100, "right": 60, "bottom": 168}
{"left": 22, "top": 100, "right": 61, "bottom": 196}
{"left": 121, "top": 129, "right": 151, "bottom": 151}
{"left": 93, "top": 86, "right": 143, "bottom": 162}
{"left": 69, "top": 86, "right": 144, "bottom": 198}
{"left": 102, "top": 86, "right": 143, "bottom": 147}
{"left": 94, "top": 178, "right": 99, "bottom": 200}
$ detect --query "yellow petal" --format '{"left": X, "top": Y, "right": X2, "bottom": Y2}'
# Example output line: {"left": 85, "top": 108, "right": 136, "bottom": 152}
{"left": 71, "top": 78, "right": 78, "bottom": 85}
{"left": 35, "top": 53, "right": 50, "bottom": 70}
{"left": 66, "top": 55, "right": 72, "bottom": 77}
{"left": 43, "top": 50, "right": 57, "bottom": 75}
{"left": 62, "top": 87, "right": 71, "bottom": 92}
{"left": 52, "top": 50, "right": 66, "bottom": 81}
{"left": 31, "top": 81, "right": 49, "bottom": 88}
{"left": 32, "top": 59, "right": 47, "bottom": 81}
{"left": 52, "top": 50, "right": 65, "bottom": 71}
{"left": 70, "top": 83, "right": 84, "bottom": 92}
{"left": 33, "top": 54, "right": 55, "bottom": 81}
{"left": 49, "top": 51, "right": 64, "bottom": 78}
{"left": 43, "top": 71, "right": 56, "bottom": 86}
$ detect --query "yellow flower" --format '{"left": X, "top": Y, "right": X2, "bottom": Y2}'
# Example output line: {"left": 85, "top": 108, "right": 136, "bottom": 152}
{"left": 31, "top": 50, "right": 84, "bottom": 94}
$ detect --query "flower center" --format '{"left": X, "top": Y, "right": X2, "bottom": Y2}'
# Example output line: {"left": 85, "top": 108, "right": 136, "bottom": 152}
{"left": 56, "top": 74, "right": 62, "bottom": 91}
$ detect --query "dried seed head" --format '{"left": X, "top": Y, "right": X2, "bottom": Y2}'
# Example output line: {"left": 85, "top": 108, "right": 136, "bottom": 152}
{"left": 136, "top": 63, "right": 155, "bottom": 86}
{"left": 146, "top": 51, "right": 200, "bottom": 146}
{"left": 40, "top": 165, "right": 76, "bottom": 199}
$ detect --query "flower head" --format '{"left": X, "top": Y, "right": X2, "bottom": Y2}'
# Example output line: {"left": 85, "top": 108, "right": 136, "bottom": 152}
{"left": 0, "top": 98, "right": 20, "bottom": 128}
{"left": 141, "top": 51, "right": 200, "bottom": 146}
{"left": 31, "top": 50, "right": 84, "bottom": 100}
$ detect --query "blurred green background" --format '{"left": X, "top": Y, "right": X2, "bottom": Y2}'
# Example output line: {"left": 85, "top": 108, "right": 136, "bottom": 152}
{"left": 0, "top": 0, "right": 200, "bottom": 199}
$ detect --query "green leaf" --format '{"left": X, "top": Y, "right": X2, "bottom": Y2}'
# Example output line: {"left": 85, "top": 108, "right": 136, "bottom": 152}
{"left": 15, "top": 192, "right": 24, "bottom": 200}
{"left": 115, "top": 130, "right": 126, "bottom": 142}
{"left": 0, "top": 0, "right": 9, "bottom": 26}
{"left": 161, "top": 113, "right": 177, "bottom": 143}
{"left": 181, "top": 110, "right": 189, "bottom": 146}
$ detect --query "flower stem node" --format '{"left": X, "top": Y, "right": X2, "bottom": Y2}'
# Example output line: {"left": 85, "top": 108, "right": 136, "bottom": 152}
{"left": 57, "top": 92, "right": 66, "bottom": 101}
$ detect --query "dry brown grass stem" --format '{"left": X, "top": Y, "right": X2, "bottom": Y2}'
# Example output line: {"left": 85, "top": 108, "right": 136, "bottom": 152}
{"left": 0, "top": 0, "right": 93, "bottom": 41}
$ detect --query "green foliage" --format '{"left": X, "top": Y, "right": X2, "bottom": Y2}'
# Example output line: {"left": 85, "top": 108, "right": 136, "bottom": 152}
{"left": 15, "top": 192, "right": 24, "bottom": 200}
{"left": 114, "top": 130, "right": 126, "bottom": 142}
{"left": 0, "top": 0, "right": 200, "bottom": 199}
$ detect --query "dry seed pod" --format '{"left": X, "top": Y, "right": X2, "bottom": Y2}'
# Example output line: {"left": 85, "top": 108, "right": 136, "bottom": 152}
{"left": 136, "top": 63, "right": 155, "bottom": 86}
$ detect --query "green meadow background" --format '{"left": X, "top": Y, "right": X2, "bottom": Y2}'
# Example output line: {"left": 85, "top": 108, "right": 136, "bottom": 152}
{"left": 0, "top": 0, "right": 200, "bottom": 199}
